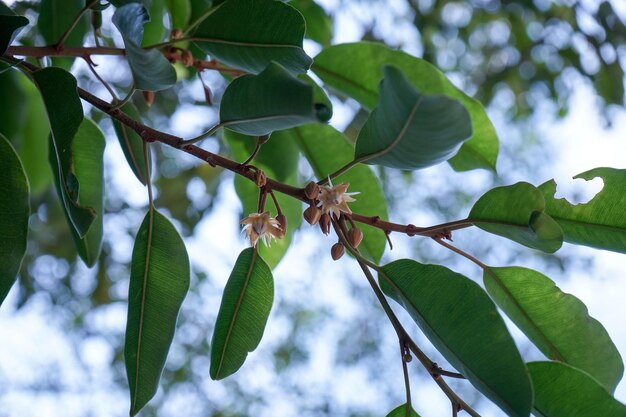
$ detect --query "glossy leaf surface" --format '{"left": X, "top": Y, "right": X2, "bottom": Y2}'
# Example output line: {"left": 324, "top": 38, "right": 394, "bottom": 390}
{"left": 379, "top": 260, "right": 532, "bottom": 417}
{"left": 165, "top": 0, "right": 191, "bottom": 29}
{"left": 113, "top": 3, "right": 177, "bottom": 91}
{"left": 141, "top": 0, "right": 165, "bottom": 47}
{"left": 312, "top": 42, "right": 498, "bottom": 171}
{"left": 193, "top": 0, "right": 312, "bottom": 74}
{"left": 290, "top": 0, "right": 332, "bottom": 46}
{"left": 540, "top": 168, "right": 626, "bottom": 253}
{"left": 112, "top": 103, "right": 149, "bottom": 185}
{"left": 0, "top": 3, "right": 28, "bottom": 54}
{"left": 126, "top": 210, "right": 190, "bottom": 416}
{"left": 484, "top": 266, "right": 623, "bottom": 392}
{"left": 0, "top": 134, "right": 29, "bottom": 305}
{"left": 38, "top": 0, "right": 86, "bottom": 47}
{"left": 355, "top": 66, "right": 472, "bottom": 170}
{"left": 386, "top": 403, "right": 421, "bottom": 417}
{"left": 220, "top": 63, "right": 330, "bottom": 135}
{"left": 468, "top": 182, "right": 563, "bottom": 253}
{"left": 210, "top": 248, "right": 273, "bottom": 380}
{"left": 529, "top": 361, "right": 626, "bottom": 417}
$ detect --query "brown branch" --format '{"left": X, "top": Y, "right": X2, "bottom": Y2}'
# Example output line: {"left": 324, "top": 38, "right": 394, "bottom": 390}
{"left": 6, "top": 46, "right": 125, "bottom": 57}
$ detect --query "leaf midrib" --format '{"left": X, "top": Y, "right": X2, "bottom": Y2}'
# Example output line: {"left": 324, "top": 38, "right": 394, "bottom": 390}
{"left": 191, "top": 37, "right": 302, "bottom": 49}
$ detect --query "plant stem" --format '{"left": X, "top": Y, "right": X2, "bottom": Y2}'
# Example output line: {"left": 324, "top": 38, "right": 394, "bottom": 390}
{"left": 55, "top": 0, "right": 101, "bottom": 50}
{"left": 83, "top": 56, "right": 119, "bottom": 101}
{"left": 180, "top": 124, "right": 221, "bottom": 145}
{"left": 318, "top": 158, "right": 361, "bottom": 185}
{"left": 400, "top": 340, "right": 413, "bottom": 417}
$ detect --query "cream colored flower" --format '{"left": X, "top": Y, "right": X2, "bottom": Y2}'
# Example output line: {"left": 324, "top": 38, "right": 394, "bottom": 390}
{"left": 317, "top": 179, "right": 358, "bottom": 219}
{"left": 240, "top": 212, "right": 283, "bottom": 247}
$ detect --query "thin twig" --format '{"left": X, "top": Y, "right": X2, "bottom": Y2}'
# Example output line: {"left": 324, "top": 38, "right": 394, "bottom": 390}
{"left": 180, "top": 123, "right": 221, "bottom": 145}
{"left": 269, "top": 191, "right": 282, "bottom": 216}
{"left": 400, "top": 340, "right": 413, "bottom": 417}
{"left": 83, "top": 56, "right": 119, "bottom": 101}
{"left": 55, "top": 0, "right": 101, "bottom": 50}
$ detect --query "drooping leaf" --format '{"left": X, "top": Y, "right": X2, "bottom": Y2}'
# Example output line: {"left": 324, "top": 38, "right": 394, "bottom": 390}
{"left": 192, "top": 0, "right": 312, "bottom": 74}
{"left": 113, "top": 3, "right": 177, "bottom": 91}
{"left": 165, "top": 0, "right": 191, "bottom": 29}
{"left": 38, "top": 0, "right": 86, "bottom": 47}
{"left": 529, "top": 361, "right": 626, "bottom": 417}
{"left": 468, "top": 182, "right": 563, "bottom": 253}
{"left": 484, "top": 266, "right": 623, "bottom": 392}
{"left": 0, "top": 4, "right": 28, "bottom": 55}
{"left": 219, "top": 62, "right": 331, "bottom": 135}
{"left": 287, "top": 124, "right": 388, "bottom": 263}
{"left": 0, "top": 134, "right": 29, "bottom": 305}
{"left": 112, "top": 103, "right": 150, "bottom": 185}
{"left": 126, "top": 210, "right": 190, "bottom": 416}
{"left": 355, "top": 66, "right": 472, "bottom": 170}
{"left": 539, "top": 168, "right": 626, "bottom": 253}
{"left": 289, "top": 0, "right": 332, "bottom": 46}
{"left": 31, "top": 67, "right": 95, "bottom": 238}
{"left": 312, "top": 42, "right": 499, "bottom": 171}
{"left": 49, "top": 118, "right": 105, "bottom": 267}
{"left": 379, "top": 260, "right": 532, "bottom": 417}
{"left": 210, "top": 247, "right": 274, "bottom": 380}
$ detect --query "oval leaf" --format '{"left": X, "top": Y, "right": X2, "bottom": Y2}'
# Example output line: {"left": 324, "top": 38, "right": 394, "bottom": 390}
{"left": 193, "top": 0, "right": 312, "bottom": 74}
{"left": 38, "top": 0, "right": 86, "bottom": 46}
{"left": 112, "top": 103, "right": 150, "bottom": 185}
{"left": 468, "top": 182, "right": 563, "bottom": 253}
{"left": 312, "top": 42, "right": 498, "bottom": 171}
{"left": 386, "top": 403, "right": 421, "bottom": 417}
{"left": 0, "top": 134, "right": 29, "bottom": 305}
{"left": 113, "top": 3, "right": 177, "bottom": 91}
{"left": 210, "top": 247, "right": 274, "bottom": 380}
{"left": 484, "top": 266, "right": 623, "bottom": 392}
{"left": 220, "top": 63, "right": 330, "bottom": 135}
{"left": 355, "top": 66, "right": 472, "bottom": 170}
{"left": 0, "top": 4, "right": 28, "bottom": 55}
{"left": 529, "top": 361, "right": 626, "bottom": 417}
{"left": 125, "top": 210, "right": 190, "bottom": 416}
{"left": 379, "top": 260, "right": 532, "bottom": 417}
{"left": 539, "top": 168, "right": 626, "bottom": 253}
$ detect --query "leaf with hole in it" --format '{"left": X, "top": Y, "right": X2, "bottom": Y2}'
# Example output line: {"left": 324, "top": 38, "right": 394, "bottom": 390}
{"left": 529, "top": 361, "right": 626, "bottom": 417}
{"left": 113, "top": 3, "right": 176, "bottom": 91}
{"left": 0, "top": 4, "right": 28, "bottom": 55}
{"left": 112, "top": 103, "right": 150, "bottom": 185}
{"left": 484, "top": 266, "right": 623, "bottom": 393}
{"left": 539, "top": 168, "right": 626, "bottom": 253}
{"left": 379, "top": 260, "right": 532, "bottom": 417}
{"left": 386, "top": 403, "right": 421, "bottom": 417}
{"left": 210, "top": 247, "right": 273, "bottom": 380}
{"left": 355, "top": 66, "right": 472, "bottom": 170}
{"left": 468, "top": 182, "right": 563, "bottom": 253}
{"left": 0, "top": 134, "right": 29, "bottom": 306}
{"left": 289, "top": 0, "right": 332, "bottom": 46}
{"left": 125, "top": 210, "right": 190, "bottom": 416}
{"left": 220, "top": 63, "right": 331, "bottom": 135}
{"left": 49, "top": 118, "right": 105, "bottom": 267}
{"left": 286, "top": 124, "right": 388, "bottom": 263}
{"left": 192, "top": 0, "right": 312, "bottom": 74}
{"left": 32, "top": 67, "right": 95, "bottom": 238}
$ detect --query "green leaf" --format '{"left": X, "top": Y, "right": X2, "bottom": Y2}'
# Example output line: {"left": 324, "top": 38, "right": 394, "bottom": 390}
{"left": 529, "top": 361, "right": 626, "bottom": 417}
{"left": 32, "top": 67, "right": 95, "bottom": 238}
{"left": 287, "top": 124, "right": 388, "bottom": 263}
{"left": 0, "top": 134, "right": 29, "bottom": 306}
{"left": 0, "top": 4, "right": 28, "bottom": 55}
{"left": 210, "top": 247, "right": 274, "bottom": 380}
{"left": 113, "top": 3, "right": 177, "bottom": 91}
{"left": 220, "top": 62, "right": 330, "bottom": 135}
{"left": 484, "top": 266, "right": 623, "bottom": 392}
{"left": 166, "top": 0, "right": 191, "bottom": 29}
{"left": 468, "top": 182, "right": 563, "bottom": 253}
{"left": 539, "top": 168, "right": 626, "bottom": 253}
{"left": 38, "top": 0, "right": 87, "bottom": 47}
{"left": 193, "top": 0, "right": 312, "bottom": 74}
{"left": 379, "top": 260, "right": 532, "bottom": 417}
{"left": 312, "top": 42, "right": 499, "bottom": 171}
{"left": 386, "top": 403, "right": 421, "bottom": 417}
{"left": 109, "top": 0, "right": 151, "bottom": 7}
{"left": 125, "top": 210, "right": 190, "bottom": 416}
{"left": 355, "top": 66, "right": 472, "bottom": 170}
{"left": 141, "top": 0, "right": 166, "bottom": 47}
{"left": 49, "top": 118, "right": 105, "bottom": 267}
{"left": 289, "top": 0, "right": 332, "bottom": 46}
{"left": 112, "top": 103, "right": 150, "bottom": 185}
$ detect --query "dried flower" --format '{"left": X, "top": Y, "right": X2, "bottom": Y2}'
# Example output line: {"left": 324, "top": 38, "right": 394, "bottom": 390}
{"left": 331, "top": 242, "right": 345, "bottom": 260}
{"left": 304, "top": 181, "right": 320, "bottom": 200}
{"left": 318, "top": 179, "right": 358, "bottom": 219}
{"left": 181, "top": 50, "right": 194, "bottom": 67}
{"left": 240, "top": 212, "right": 283, "bottom": 246}
{"left": 254, "top": 170, "right": 267, "bottom": 187}
{"left": 303, "top": 204, "right": 322, "bottom": 225}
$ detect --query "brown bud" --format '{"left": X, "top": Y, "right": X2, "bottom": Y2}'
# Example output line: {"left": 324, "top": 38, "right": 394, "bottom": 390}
{"left": 403, "top": 353, "right": 413, "bottom": 363}
{"left": 142, "top": 90, "right": 155, "bottom": 107}
{"left": 171, "top": 28, "right": 184, "bottom": 39}
{"left": 331, "top": 242, "right": 345, "bottom": 260}
{"left": 181, "top": 50, "right": 194, "bottom": 67}
{"left": 347, "top": 226, "right": 363, "bottom": 248}
{"left": 304, "top": 181, "right": 320, "bottom": 200}
{"left": 303, "top": 205, "right": 321, "bottom": 225}
{"left": 202, "top": 83, "right": 213, "bottom": 105}
{"left": 319, "top": 213, "right": 331, "bottom": 235}
{"left": 276, "top": 213, "right": 287, "bottom": 237}
{"left": 254, "top": 170, "right": 267, "bottom": 187}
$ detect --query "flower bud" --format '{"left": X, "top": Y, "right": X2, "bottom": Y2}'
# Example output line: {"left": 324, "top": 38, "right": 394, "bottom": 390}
{"left": 143, "top": 91, "right": 155, "bottom": 107}
{"left": 347, "top": 226, "right": 363, "bottom": 248}
{"left": 331, "top": 242, "right": 345, "bottom": 260}
{"left": 181, "top": 50, "right": 194, "bottom": 67}
{"left": 276, "top": 214, "right": 287, "bottom": 237}
{"left": 171, "top": 28, "right": 184, "bottom": 39}
{"left": 403, "top": 353, "right": 413, "bottom": 363}
{"left": 303, "top": 205, "right": 321, "bottom": 225}
{"left": 319, "top": 213, "right": 331, "bottom": 235}
{"left": 304, "top": 181, "right": 320, "bottom": 200}
{"left": 254, "top": 170, "right": 267, "bottom": 187}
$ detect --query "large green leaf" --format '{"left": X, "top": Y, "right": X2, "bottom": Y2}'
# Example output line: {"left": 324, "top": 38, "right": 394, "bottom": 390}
{"left": 0, "top": 134, "right": 29, "bottom": 305}
{"left": 386, "top": 403, "right": 421, "bottom": 417}
{"left": 141, "top": 0, "right": 166, "bottom": 47}
{"left": 112, "top": 103, "right": 150, "bottom": 185}
{"left": 0, "top": 4, "right": 28, "bottom": 55}
{"left": 210, "top": 247, "right": 274, "bottom": 380}
{"left": 529, "top": 361, "right": 626, "bottom": 417}
{"left": 32, "top": 67, "right": 95, "bottom": 238}
{"left": 484, "top": 266, "right": 623, "bottom": 392}
{"left": 468, "top": 182, "right": 563, "bottom": 253}
{"left": 288, "top": 124, "right": 388, "bottom": 263}
{"left": 192, "top": 0, "right": 312, "bottom": 74}
{"left": 125, "top": 210, "right": 190, "bottom": 416}
{"left": 379, "top": 260, "right": 532, "bottom": 417}
{"left": 38, "top": 0, "right": 86, "bottom": 47}
{"left": 539, "top": 168, "right": 626, "bottom": 253}
{"left": 355, "top": 66, "right": 472, "bottom": 170}
{"left": 289, "top": 0, "right": 332, "bottom": 46}
{"left": 219, "top": 62, "right": 330, "bottom": 135}
{"left": 113, "top": 3, "right": 177, "bottom": 91}
{"left": 0, "top": 67, "right": 27, "bottom": 144}
{"left": 312, "top": 42, "right": 499, "bottom": 171}
{"left": 49, "top": 119, "right": 105, "bottom": 267}
{"left": 165, "top": 0, "right": 191, "bottom": 29}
